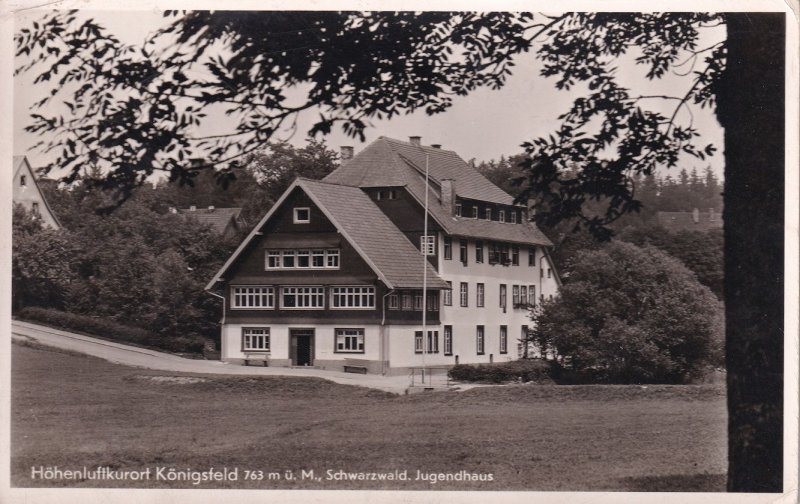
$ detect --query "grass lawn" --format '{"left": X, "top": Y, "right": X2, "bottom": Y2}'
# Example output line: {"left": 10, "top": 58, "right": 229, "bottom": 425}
{"left": 11, "top": 340, "right": 727, "bottom": 491}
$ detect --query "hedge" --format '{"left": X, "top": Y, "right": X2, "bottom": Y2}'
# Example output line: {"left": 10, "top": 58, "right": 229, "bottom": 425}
{"left": 17, "top": 307, "right": 206, "bottom": 354}
{"left": 448, "top": 359, "right": 553, "bottom": 384}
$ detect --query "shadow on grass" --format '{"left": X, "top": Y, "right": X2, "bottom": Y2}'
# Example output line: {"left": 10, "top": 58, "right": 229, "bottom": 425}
{"left": 616, "top": 473, "right": 727, "bottom": 492}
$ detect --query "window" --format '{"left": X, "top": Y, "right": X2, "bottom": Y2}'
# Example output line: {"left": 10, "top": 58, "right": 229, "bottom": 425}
{"left": 455, "top": 202, "right": 462, "bottom": 217}
{"left": 20, "top": 175, "right": 27, "bottom": 187}
{"left": 520, "top": 286, "right": 528, "bottom": 306}
{"left": 499, "top": 210, "right": 506, "bottom": 223}
{"left": 529, "top": 285, "right": 536, "bottom": 306}
{"left": 476, "top": 326, "right": 485, "bottom": 355}
{"left": 499, "top": 284, "right": 507, "bottom": 311}
{"left": 459, "top": 240, "right": 468, "bottom": 264}
{"left": 427, "top": 291, "right": 439, "bottom": 311}
{"left": 471, "top": 206, "right": 478, "bottom": 219}
{"left": 444, "top": 325, "right": 453, "bottom": 356}
{"left": 444, "top": 237, "right": 452, "bottom": 260}
{"left": 444, "top": 282, "right": 453, "bottom": 306}
{"left": 500, "top": 325, "right": 508, "bottom": 354}
{"left": 512, "top": 285, "right": 520, "bottom": 307}
{"left": 400, "top": 293, "right": 412, "bottom": 310}
{"left": 31, "top": 202, "right": 40, "bottom": 215}
{"left": 326, "top": 249, "right": 340, "bottom": 268}
{"left": 388, "top": 189, "right": 397, "bottom": 199}
{"left": 549, "top": 294, "right": 554, "bottom": 301}
{"left": 547, "top": 268, "right": 552, "bottom": 279}
{"left": 281, "top": 286, "right": 325, "bottom": 309}
{"left": 475, "top": 241, "right": 484, "bottom": 263}
{"left": 512, "top": 246, "right": 519, "bottom": 266}
{"left": 266, "top": 251, "right": 281, "bottom": 269}
{"left": 242, "top": 327, "right": 270, "bottom": 351}
{"left": 388, "top": 294, "right": 399, "bottom": 310}
{"left": 376, "top": 190, "right": 385, "bottom": 200}
{"left": 510, "top": 211, "right": 517, "bottom": 224}
{"left": 293, "top": 207, "right": 311, "bottom": 223}
{"left": 335, "top": 328, "right": 365, "bottom": 353}
{"left": 484, "top": 207, "right": 492, "bottom": 221}
{"left": 330, "top": 286, "right": 375, "bottom": 309}
{"left": 267, "top": 249, "right": 340, "bottom": 270}
{"left": 528, "top": 248, "right": 536, "bottom": 267}
{"left": 312, "top": 250, "right": 325, "bottom": 268}
{"left": 521, "top": 325, "right": 529, "bottom": 354}
{"left": 476, "top": 283, "right": 485, "bottom": 307}
{"left": 297, "top": 250, "right": 311, "bottom": 268}
{"left": 420, "top": 235, "right": 435, "bottom": 256}
{"left": 414, "top": 293, "right": 423, "bottom": 311}
{"left": 415, "top": 330, "right": 439, "bottom": 353}
{"left": 460, "top": 282, "right": 468, "bottom": 307}
{"left": 232, "top": 286, "right": 275, "bottom": 309}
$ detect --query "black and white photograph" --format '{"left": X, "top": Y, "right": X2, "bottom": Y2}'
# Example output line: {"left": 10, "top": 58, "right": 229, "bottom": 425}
{"left": 2, "top": 2, "right": 797, "bottom": 503}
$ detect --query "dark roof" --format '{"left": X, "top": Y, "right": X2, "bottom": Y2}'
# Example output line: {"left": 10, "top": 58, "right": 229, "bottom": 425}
{"left": 206, "top": 179, "right": 448, "bottom": 290}
{"left": 324, "top": 137, "right": 551, "bottom": 246}
{"left": 656, "top": 210, "right": 723, "bottom": 233}
{"left": 178, "top": 207, "right": 242, "bottom": 235}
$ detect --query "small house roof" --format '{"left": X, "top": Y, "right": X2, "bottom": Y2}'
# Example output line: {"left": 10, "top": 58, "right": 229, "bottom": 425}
{"left": 178, "top": 207, "right": 243, "bottom": 235}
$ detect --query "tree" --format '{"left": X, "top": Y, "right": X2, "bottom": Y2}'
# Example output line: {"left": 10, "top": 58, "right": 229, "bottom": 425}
{"left": 534, "top": 241, "right": 723, "bottom": 383}
{"left": 15, "top": 11, "right": 785, "bottom": 491}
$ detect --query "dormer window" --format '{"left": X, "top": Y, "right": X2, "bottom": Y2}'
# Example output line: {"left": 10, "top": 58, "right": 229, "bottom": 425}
{"left": 484, "top": 208, "right": 492, "bottom": 221}
{"left": 20, "top": 175, "right": 27, "bottom": 187}
{"left": 455, "top": 202, "right": 462, "bottom": 217}
{"left": 471, "top": 206, "right": 478, "bottom": 219}
{"left": 388, "top": 189, "right": 397, "bottom": 199}
{"left": 293, "top": 207, "right": 310, "bottom": 223}
{"left": 499, "top": 210, "right": 506, "bottom": 223}
{"left": 510, "top": 211, "right": 517, "bottom": 224}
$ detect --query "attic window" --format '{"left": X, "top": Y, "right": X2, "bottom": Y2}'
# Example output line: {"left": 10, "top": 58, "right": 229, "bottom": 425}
{"left": 455, "top": 202, "right": 462, "bottom": 217}
{"left": 510, "top": 212, "right": 517, "bottom": 224}
{"left": 388, "top": 189, "right": 397, "bottom": 199}
{"left": 471, "top": 206, "right": 478, "bottom": 219}
{"left": 20, "top": 175, "right": 27, "bottom": 187}
{"left": 499, "top": 210, "right": 506, "bottom": 223}
{"left": 484, "top": 207, "right": 492, "bottom": 221}
{"left": 293, "top": 207, "right": 311, "bottom": 223}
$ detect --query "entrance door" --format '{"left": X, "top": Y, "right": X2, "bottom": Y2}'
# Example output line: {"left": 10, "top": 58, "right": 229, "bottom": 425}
{"left": 290, "top": 329, "right": 315, "bottom": 366}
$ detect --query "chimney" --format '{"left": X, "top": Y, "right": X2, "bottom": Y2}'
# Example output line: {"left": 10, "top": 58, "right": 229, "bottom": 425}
{"left": 190, "top": 205, "right": 196, "bottom": 211}
{"left": 692, "top": 208, "right": 700, "bottom": 223}
{"left": 340, "top": 146, "right": 354, "bottom": 161}
{"left": 409, "top": 136, "right": 421, "bottom": 146}
{"left": 208, "top": 205, "right": 215, "bottom": 211}
{"left": 431, "top": 144, "right": 442, "bottom": 149}
{"left": 441, "top": 178, "right": 456, "bottom": 215}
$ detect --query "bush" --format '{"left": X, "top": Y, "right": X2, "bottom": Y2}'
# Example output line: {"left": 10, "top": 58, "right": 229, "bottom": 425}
{"left": 533, "top": 241, "right": 724, "bottom": 384}
{"left": 448, "top": 359, "right": 553, "bottom": 384}
{"left": 17, "top": 307, "right": 206, "bottom": 354}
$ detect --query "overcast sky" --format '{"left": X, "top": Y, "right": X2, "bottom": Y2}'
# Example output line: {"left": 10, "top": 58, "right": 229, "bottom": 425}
{"left": 13, "top": 9, "right": 727, "bottom": 180}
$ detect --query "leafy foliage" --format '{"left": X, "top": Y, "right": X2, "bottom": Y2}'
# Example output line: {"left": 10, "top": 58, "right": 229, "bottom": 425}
{"left": 16, "top": 11, "right": 537, "bottom": 205}
{"left": 533, "top": 241, "right": 723, "bottom": 383}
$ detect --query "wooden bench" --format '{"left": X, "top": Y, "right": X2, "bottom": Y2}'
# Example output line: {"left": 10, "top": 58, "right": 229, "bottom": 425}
{"left": 243, "top": 352, "right": 269, "bottom": 367}
{"left": 343, "top": 358, "right": 370, "bottom": 374}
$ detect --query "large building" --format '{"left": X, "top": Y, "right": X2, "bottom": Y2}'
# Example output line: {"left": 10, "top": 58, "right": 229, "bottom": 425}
{"left": 206, "top": 136, "right": 560, "bottom": 374}
{"left": 12, "top": 155, "right": 61, "bottom": 230}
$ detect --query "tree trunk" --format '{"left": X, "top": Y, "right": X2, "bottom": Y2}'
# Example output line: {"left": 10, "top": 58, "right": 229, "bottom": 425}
{"left": 716, "top": 12, "right": 785, "bottom": 493}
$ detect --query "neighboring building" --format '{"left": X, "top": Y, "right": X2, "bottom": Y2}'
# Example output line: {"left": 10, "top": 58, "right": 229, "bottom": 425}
{"left": 656, "top": 208, "right": 723, "bottom": 233}
{"left": 206, "top": 136, "right": 561, "bottom": 374}
{"left": 173, "top": 206, "right": 246, "bottom": 241}
{"left": 12, "top": 155, "right": 61, "bottom": 230}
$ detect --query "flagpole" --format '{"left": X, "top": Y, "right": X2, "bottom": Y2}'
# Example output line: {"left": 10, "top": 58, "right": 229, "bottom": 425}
{"left": 421, "top": 153, "right": 430, "bottom": 385}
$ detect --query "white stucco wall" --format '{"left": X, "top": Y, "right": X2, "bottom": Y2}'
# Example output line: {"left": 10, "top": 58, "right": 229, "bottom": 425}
{"left": 12, "top": 158, "right": 60, "bottom": 230}
{"left": 221, "top": 323, "right": 384, "bottom": 362}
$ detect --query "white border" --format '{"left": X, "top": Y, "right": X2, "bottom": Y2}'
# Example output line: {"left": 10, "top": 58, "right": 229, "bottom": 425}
{"left": 1, "top": 1, "right": 798, "bottom": 504}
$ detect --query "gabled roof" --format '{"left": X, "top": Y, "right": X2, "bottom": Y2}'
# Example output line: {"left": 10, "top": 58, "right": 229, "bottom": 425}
{"left": 178, "top": 207, "right": 243, "bottom": 235}
{"left": 324, "top": 136, "right": 514, "bottom": 204}
{"left": 12, "top": 155, "right": 62, "bottom": 230}
{"left": 324, "top": 137, "right": 552, "bottom": 247}
{"left": 206, "top": 178, "right": 448, "bottom": 291}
